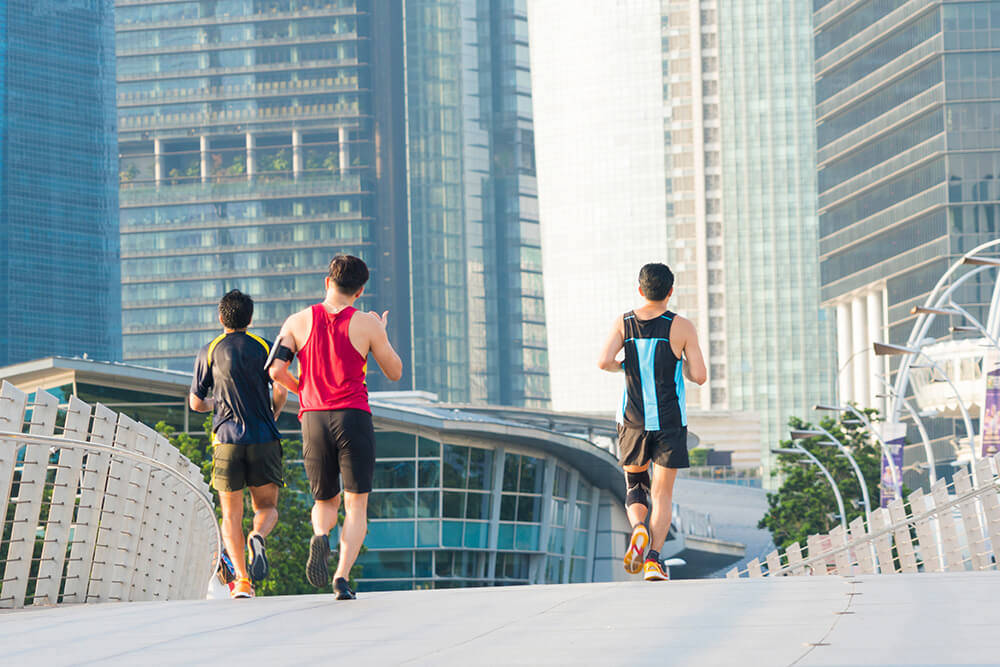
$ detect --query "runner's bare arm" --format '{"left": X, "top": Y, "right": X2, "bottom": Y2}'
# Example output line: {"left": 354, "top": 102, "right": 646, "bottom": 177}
{"left": 271, "top": 381, "right": 288, "bottom": 420}
{"left": 597, "top": 318, "right": 625, "bottom": 372}
{"left": 268, "top": 314, "right": 303, "bottom": 394}
{"left": 188, "top": 394, "right": 214, "bottom": 412}
{"left": 366, "top": 311, "right": 403, "bottom": 381}
{"left": 676, "top": 318, "right": 707, "bottom": 385}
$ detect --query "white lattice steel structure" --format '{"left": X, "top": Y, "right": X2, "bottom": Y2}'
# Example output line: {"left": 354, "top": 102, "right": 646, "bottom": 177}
{"left": 0, "top": 380, "right": 219, "bottom": 608}
{"left": 726, "top": 455, "right": 1000, "bottom": 578}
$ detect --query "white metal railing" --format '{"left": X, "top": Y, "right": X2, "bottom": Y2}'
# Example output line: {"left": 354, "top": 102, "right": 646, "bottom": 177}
{"left": 0, "top": 380, "right": 219, "bottom": 608}
{"left": 672, "top": 502, "right": 715, "bottom": 540}
{"left": 726, "top": 454, "right": 1000, "bottom": 579}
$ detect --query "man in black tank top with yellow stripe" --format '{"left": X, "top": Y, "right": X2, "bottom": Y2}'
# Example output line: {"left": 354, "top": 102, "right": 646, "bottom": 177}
{"left": 598, "top": 263, "right": 707, "bottom": 581}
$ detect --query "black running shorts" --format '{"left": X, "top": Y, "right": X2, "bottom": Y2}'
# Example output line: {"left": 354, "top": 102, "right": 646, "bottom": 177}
{"left": 301, "top": 409, "right": 376, "bottom": 499}
{"left": 617, "top": 424, "right": 690, "bottom": 469}
{"left": 211, "top": 441, "right": 283, "bottom": 492}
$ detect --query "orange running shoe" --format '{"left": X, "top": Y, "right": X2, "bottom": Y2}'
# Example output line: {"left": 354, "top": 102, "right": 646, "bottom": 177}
{"left": 643, "top": 559, "right": 670, "bottom": 581}
{"left": 231, "top": 577, "right": 254, "bottom": 599}
{"left": 623, "top": 525, "right": 649, "bottom": 574}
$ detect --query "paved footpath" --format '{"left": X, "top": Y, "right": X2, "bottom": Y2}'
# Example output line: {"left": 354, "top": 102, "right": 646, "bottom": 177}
{"left": 2, "top": 572, "right": 998, "bottom": 666}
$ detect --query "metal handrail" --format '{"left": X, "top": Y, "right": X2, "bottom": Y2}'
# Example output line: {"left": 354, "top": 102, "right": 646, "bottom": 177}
{"left": 0, "top": 430, "right": 221, "bottom": 594}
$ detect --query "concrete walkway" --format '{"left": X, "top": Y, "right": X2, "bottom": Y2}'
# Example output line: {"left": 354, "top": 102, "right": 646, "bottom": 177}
{"left": 3, "top": 572, "right": 998, "bottom": 665}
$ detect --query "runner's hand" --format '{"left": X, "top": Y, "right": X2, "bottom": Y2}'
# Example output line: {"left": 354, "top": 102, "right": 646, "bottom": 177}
{"left": 369, "top": 310, "right": 389, "bottom": 329}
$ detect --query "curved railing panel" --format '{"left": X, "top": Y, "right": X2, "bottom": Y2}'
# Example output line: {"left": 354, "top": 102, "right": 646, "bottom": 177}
{"left": 727, "top": 455, "right": 1000, "bottom": 579}
{"left": 0, "top": 381, "right": 219, "bottom": 609}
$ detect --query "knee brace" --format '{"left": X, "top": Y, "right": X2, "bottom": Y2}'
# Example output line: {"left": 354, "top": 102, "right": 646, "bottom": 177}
{"left": 625, "top": 470, "right": 651, "bottom": 507}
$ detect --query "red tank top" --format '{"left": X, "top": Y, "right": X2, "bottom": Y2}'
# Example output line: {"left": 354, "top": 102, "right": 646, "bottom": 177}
{"left": 297, "top": 304, "right": 370, "bottom": 416}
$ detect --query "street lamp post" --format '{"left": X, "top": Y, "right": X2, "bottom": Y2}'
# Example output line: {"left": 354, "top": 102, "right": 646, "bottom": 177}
{"left": 911, "top": 302, "right": 1000, "bottom": 352}
{"left": 772, "top": 444, "right": 847, "bottom": 531}
{"left": 792, "top": 424, "right": 871, "bottom": 522}
{"left": 875, "top": 341, "right": 980, "bottom": 487}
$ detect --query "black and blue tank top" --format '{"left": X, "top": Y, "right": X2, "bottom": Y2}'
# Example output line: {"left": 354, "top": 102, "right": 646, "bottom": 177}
{"left": 616, "top": 310, "right": 687, "bottom": 431}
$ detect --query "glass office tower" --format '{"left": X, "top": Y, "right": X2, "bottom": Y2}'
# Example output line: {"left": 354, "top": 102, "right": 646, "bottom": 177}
{"left": 816, "top": 0, "right": 1000, "bottom": 473}
{"left": 117, "top": 0, "right": 548, "bottom": 406}
{"left": 404, "top": 0, "right": 549, "bottom": 406}
{"left": 0, "top": 0, "right": 121, "bottom": 366}
{"left": 717, "top": 0, "right": 834, "bottom": 460}
{"left": 529, "top": 0, "right": 832, "bottom": 470}
{"left": 116, "top": 0, "right": 411, "bottom": 391}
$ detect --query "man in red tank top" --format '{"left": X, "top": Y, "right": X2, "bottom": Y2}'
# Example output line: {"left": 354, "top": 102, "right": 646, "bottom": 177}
{"left": 269, "top": 255, "right": 403, "bottom": 599}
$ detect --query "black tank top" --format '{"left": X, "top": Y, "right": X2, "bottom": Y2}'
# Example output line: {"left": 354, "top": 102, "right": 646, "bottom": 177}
{"left": 617, "top": 310, "right": 686, "bottom": 431}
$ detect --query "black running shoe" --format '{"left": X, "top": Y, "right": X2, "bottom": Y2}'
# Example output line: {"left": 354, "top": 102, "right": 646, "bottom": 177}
{"left": 216, "top": 547, "right": 236, "bottom": 586}
{"left": 333, "top": 577, "right": 356, "bottom": 600}
{"left": 247, "top": 533, "right": 269, "bottom": 582}
{"left": 306, "top": 534, "right": 330, "bottom": 589}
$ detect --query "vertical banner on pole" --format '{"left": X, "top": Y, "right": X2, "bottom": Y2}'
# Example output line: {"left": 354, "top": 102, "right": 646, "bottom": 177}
{"left": 980, "top": 349, "right": 1000, "bottom": 457}
{"left": 880, "top": 422, "right": 906, "bottom": 508}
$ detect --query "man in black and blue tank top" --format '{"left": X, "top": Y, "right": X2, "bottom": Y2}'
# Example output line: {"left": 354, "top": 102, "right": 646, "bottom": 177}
{"left": 598, "top": 263, "right": 707, "bottom": 581}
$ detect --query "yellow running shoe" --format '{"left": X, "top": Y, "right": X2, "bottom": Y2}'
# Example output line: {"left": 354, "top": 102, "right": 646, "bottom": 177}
{"left": 231, "top": 577, "right": 254, "bottom": 599}
{"left": 623, "top": 525, "right": 649, "bottom": 574}
{"left": 643, "top": 559, "right": 670, "bottom": 581}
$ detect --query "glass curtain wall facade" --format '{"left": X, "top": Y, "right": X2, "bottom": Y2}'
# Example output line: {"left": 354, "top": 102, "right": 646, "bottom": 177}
{"left": 354, "top": 433, "right": 597, "bottom": 590}
{"left": 717, "top": 0, "right": 834, "bottom": 468}
{"left": 0, "top": 0, "right": 121, "bottom": 366}
{"left": 115, "top": 0, "right": 411, "bottom": 390}
{"left": 404, "top": 0, "right": 549, "bottom": 406}
{"left": 815, "top": 2, "right": 1000, "bottom": 468}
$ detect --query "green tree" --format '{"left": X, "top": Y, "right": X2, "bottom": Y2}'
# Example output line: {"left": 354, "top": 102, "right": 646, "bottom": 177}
{"left": 226, "top": 154, "right": 245, "bottom": 177}
{"left": 689, "top": 447, "right": 709, "bottom": 466}
{"left": 759, "top": 410, "right": 889, "bottom": 549}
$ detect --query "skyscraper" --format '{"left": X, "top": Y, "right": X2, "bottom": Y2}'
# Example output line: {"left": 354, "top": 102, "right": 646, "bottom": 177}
{"left": 116, "top": 1, "right": 410, "bottom": 390}
{"left": 116, "top": 0, "right": 548, "bottom": 406}
{"left": 0, "top": 0, "right": 121, "bottom": 366}
{"left": 815, "top": 1, "right": 1000, "bottom": 465}
{"left": 404, "top": 0, "right": 548, "bottom": 406}
{"left": 528, "top": 0, "right": 832, "bottom": 467}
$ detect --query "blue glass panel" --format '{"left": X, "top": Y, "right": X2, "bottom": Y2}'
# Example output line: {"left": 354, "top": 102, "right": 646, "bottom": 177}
{"left": 574, "top": 531, "right": 588, "bottom": 557}
{"left": 441, "top": 520, "right": 463, "bottom": 547}
{"left": 417, "top": 491, "right": 439, "bottom": 518}
{"left": 366, "top": 521, "right": 415, "bottom": 549}
{"left": 376, "top": 432, "right": 416, "bottom": 458}
{"left": 497, "top": 523, "right": 515, "bottom": 550}
{"left": 373, "top": 461, "right": 416, "bottom": 489}
{"left": 515, "top": 524, "right": 540, "bottom": 551}
{"left": 464, "top": 522, "right": 487, "bottom": 549}
{"left": 357, "top": 580, "right": 413, "bottom": 592}
{"left": 415, "top": 551, "right": 433, "bottom": 577}
{"left": 548, "top": 530, "right": 563, "bottom": 554}
{"left": 368, "top": 491, "right": 415, "bottom": 519}
{"left": 418, "top": 460, "right": 440, "bottom": 487}
{"left": 417, "top": 521, "right": 439, "bottom": 548}
{"left": 418, "top": 437, "right": 440, "bottom": 457}
{"left": 356, "top": 550, "right": 412, "bottom": 579}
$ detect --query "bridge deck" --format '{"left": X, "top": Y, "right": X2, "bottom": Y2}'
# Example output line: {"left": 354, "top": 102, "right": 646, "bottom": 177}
{"left": 2, "top": 572, "right": 997, "bottom": 665}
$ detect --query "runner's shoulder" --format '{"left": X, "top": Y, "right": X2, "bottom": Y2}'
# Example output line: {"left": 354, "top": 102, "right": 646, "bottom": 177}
{"left": 669, "top": 314, "right": 695, "bottom": 338}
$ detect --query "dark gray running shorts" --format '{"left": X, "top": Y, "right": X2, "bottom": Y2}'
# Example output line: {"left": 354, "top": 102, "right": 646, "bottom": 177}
{"left": 301, "top": 408, "right": 376, "bottom": 499}
{"left": 211, "top": 441, "right": 283, "bottom": 492}
{"left": 617, "top": 424, "right": 690, "bottom": 469}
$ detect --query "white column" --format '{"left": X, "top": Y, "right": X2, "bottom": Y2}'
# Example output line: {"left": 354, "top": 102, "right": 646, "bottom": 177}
{"left": 292, "top": 129, "right": 303, "bottom": 178}
{"left": 836, "top": 301, "right": 853, "bottom": 404}
{"left": 338, "top": 126, "right": 349, "bottom": 174}
{"left": 866, "top": 289, "right": 884, "bottom": 413}
{"left": 200, "top": 135, "right": 210, "bottom": 183}
{"left": 154, "top": 138, "right": 163, "bottom": 183}
{"left": 851, "top": 296, "right": 869, "bottom": 407}
{"left": 245, "top": 132, "right": 255, "bottom": 180}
